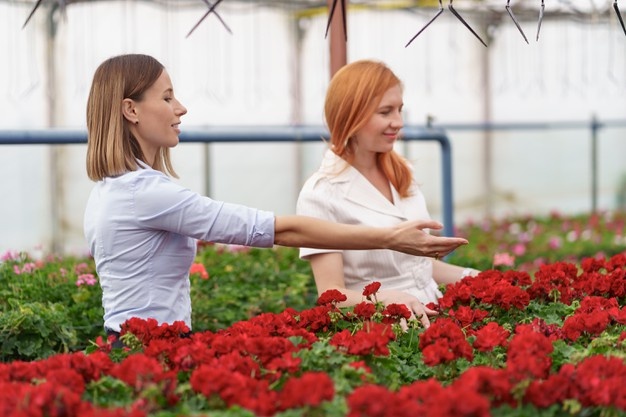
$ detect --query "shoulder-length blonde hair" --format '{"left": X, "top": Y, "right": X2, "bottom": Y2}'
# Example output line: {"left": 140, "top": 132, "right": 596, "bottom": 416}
{"left": 86, "top": 54, "right": 177, "bottom": 181}
{"left": 324, "top": 59, "right": 412, "bottom": 197}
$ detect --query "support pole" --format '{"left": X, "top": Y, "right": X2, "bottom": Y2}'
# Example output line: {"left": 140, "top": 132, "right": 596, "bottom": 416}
{"left": 327, "top": 0, "right": 347, "bottom": 76}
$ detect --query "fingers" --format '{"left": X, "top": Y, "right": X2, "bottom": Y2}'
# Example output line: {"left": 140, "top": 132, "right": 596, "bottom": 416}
{"left": 426, "top": 236, "right": 468, "bottom": 258}
{"left": 411, "top": 304, "right": 438, "bottom": 328}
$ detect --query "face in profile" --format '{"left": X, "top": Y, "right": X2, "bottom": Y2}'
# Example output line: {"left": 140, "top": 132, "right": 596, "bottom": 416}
{"left": 352, "top": 84, "right": 404, "bottom": 156}
{"left": 126, "top": 70, "right": 187, "bottom": 161}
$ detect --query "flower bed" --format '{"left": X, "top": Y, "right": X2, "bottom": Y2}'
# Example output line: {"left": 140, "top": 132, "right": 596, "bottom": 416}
{"left": 1, "top": 253, "right": 626, "bottom": 416}
{"left": 1, "top": 211, "right": 626, "bottom": 415}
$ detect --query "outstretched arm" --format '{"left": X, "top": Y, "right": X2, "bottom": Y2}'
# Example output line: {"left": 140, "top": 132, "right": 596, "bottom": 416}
{"left": 274, "top": 215, "right": 467, "bottom": 258}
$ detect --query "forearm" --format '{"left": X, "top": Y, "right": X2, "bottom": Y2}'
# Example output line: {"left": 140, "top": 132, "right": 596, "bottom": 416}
{"left": 432, "top": 260, "right": 480, "bottom": 285}
{"left": 274, "top": 215, "right": 391, "bottom": 250}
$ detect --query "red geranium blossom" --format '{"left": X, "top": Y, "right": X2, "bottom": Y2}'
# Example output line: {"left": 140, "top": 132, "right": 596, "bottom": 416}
{"left": 278, "top": 371, "right": 334, "bottom": 410}
{"left": 472, "top": 322, "right": 510, "bottom": 352}
{"left": 353, "top": 301, "right": 377, "bottom": 320}
{"left": 317, "top": 289, "right": 347, "bottom": 306}
{"left": 419, "top": 318, "right": 474, "bottom": 366}
{"left": 363, "top": 282, "right": 382, "bottom": 299}
{"left": 382, "top": 303, "right": 411, "bottom": 322}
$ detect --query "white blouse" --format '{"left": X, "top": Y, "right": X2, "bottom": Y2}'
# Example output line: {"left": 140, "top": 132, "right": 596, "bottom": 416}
{"left": 84, "top": 161, "right": 275, "bottom": 331}
{"left": 297, "top": 150, "right": 442, "bottom": 304}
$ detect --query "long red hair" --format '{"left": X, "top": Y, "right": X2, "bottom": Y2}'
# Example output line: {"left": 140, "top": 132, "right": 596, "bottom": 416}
{"left": 324, "top": 60, "right": 413, "bottom": 197}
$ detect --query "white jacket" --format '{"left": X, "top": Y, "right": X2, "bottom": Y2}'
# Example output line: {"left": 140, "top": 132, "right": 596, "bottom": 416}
{"left": 296, "top": 150, "right": 442, "bottom": 304}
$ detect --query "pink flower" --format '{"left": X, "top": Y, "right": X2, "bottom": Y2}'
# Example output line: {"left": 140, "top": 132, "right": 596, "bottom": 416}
{"left": 76, "top": 273, "right": 97, "bottom": 286}
{"left": 493, "top": 252, "right": 515, "bottom": 267}
{"left": 74, "top": 262, "right": 90, "bottom": 274}
{"left": 548, "top": 236, "right": 562, "bottom": 250}
{"left": 512, "top": 243, "right": 526, "bottom": 256}
{"left": 13, "top": 262, "right": 38, "bottom": 275}
{"left": 1, "top": 250, "right": 21, "bottom": 261}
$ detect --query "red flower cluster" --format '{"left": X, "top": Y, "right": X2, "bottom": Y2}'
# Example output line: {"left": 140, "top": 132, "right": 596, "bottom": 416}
{"left": 2, "top": 253, "right": 626, "bottom": 416}
{"left": 347, "top": 379, "right": 491, "bottom": 417}
{"left": 419, "top": 318, "right": 474, "bottom": 366}
{"left": 506, "top": 326, "right": 554, "bottom": 380}
{"left": 561, "top": 296, "right": 626, "bottom": 341}
{"left": 439, "top": 269, "right": 531, "bottom": 311}
{"left": 118, "top": 317, "right": 190, "bottom": 346}
{"left": 472, "top": 322, "right": 510, "bottom": 352}
{"left": 330, "top": 322, "right": 396, "bottom": 356}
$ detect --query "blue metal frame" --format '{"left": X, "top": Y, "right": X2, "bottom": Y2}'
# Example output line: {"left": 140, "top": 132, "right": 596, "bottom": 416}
{"left": 0, "top": 126, "right": 455, "bottom": 237}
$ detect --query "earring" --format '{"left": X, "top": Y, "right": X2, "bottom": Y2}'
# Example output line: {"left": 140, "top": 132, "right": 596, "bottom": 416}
{"left": 135, "top": 120, "right": 139, "bottom": 125}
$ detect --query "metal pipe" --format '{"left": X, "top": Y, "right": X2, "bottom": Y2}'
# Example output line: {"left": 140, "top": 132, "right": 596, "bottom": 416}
{"left": 0, "top": 125, "right": 456, "bottom": 237}
{"left": 591, "top": 114, "right": 601, "bottom": 213}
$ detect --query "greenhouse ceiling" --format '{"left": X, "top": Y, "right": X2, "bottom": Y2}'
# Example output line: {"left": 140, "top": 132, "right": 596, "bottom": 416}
{"left": 15, "top": 0, "right": 624, "bottom": 21}
{"left": 14, "top": 0, "right": 626, "bottom": 42}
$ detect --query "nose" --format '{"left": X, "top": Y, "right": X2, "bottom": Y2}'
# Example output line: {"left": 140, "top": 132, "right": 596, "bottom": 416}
{"left": 176, "top": 99, "right": 188, "bottom": 116}
{"left": 391, "top": 110, "right": 403, "bottom": 128}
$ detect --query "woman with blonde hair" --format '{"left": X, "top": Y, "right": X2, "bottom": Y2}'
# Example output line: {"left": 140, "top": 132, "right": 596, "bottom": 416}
{"left": 84, "top": 54, "right": 468, "bottom": 343}
{"left": 297, "top": 60, "right": 479, "bottom": 328}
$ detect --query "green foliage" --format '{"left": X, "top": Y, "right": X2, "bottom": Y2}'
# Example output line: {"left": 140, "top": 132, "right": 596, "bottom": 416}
{"left": 2, "top": 211, "right": 625, "bottom": 362}
{"left": 0, "top": 254, "right": 104, "bottom": 361}
{"left": 190, "top": 245, "right": 317, "bottom": 332}
{"left": 83, "top": 376, "right": 135, "bottom": 408}
{"left": 0, "top": 301, "right": 77, "bottom": 361}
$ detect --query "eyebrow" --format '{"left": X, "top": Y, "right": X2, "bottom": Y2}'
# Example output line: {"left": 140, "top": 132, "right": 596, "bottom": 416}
{"left": 378, "top": 103, "right": 403, "bottom": 110}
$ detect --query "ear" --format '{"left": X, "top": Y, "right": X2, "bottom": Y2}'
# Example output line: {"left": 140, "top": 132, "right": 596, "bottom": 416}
{"left": 122, "top": 98, "right": 139, "bottom": 124}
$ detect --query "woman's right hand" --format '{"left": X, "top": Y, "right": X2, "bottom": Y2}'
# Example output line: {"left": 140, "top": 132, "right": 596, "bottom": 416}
{"left": 389, "top": 219, "right": 468, "bottom": 259}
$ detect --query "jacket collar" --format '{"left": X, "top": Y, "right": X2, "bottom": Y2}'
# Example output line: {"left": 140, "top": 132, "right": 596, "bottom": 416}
{"left": 319, "top": 150, "right": 409, "bottom": 220}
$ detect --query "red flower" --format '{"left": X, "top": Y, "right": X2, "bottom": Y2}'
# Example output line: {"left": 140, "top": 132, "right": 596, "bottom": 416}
{"left": 525, "top": 369, "right": 574, "bottom": 408}
{"left": 120, "top": 318, "right": 190, "bottom": 346}
{"left": 353, "top": 302, "right": 377, "bottom": 320}
{"left": 45, "top": 368, "right": 85, "bottom": 395}
{"left": 109, "top": 354, "right": 168, "bottom": 392}
{"left": 278, "top": 372, "right": 334, "bottom": 410}
{"left": 506, "top": 329, "right": 553, "bottom": 381}
{"left": 419, "top": 318, "right": 474, "bottom": 366}
{"left": 362, "top": 282, "right": 382, "bottom": 299}
{"left": 453, "top": 366, "right": 514, "bottom": 407}
{"left": 382, "top": 303, "right": 411, "bottom": 322}
{"left": 317, "top": 289, "right": 347, "bottom": 306}
{"left": 297, "top": 305, "right": 333, "bottom": 332}
{"left": 422, "top": 339, "right": 457, "bottom": 366}
{"left": 472, "top": 322, "right": 510, "bottom": 352}
{"left": 330, "top": 323, "right": 396, "bottom": 356}
{"left": 348, "top": 385, "right": 416, "bottom": 417}
{"left": 15, "top": 382, "right": 83, "bottom": 417}
{"left": 449, "top": 306, "right": 490, "bottom": 329}
{"left": 480, "top": 280, "right": 530, "bottom": 310}
{"left": 189, "top": 262, "right": 209, "bottom": 279}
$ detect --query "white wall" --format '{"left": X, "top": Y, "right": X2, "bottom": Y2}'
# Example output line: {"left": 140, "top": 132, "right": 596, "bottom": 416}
{"left": 1, "top": 1, "right": 625, "bottom": 255}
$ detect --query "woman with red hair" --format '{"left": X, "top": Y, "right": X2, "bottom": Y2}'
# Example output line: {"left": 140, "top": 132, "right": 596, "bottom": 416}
{"left": 297, "top": 60, "right": 479, "bottom": 328}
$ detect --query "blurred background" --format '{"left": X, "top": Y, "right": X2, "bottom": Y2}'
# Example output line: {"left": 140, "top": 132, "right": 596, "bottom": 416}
{"left": 0, "top": 0, "right": 625, "bottom": 255}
